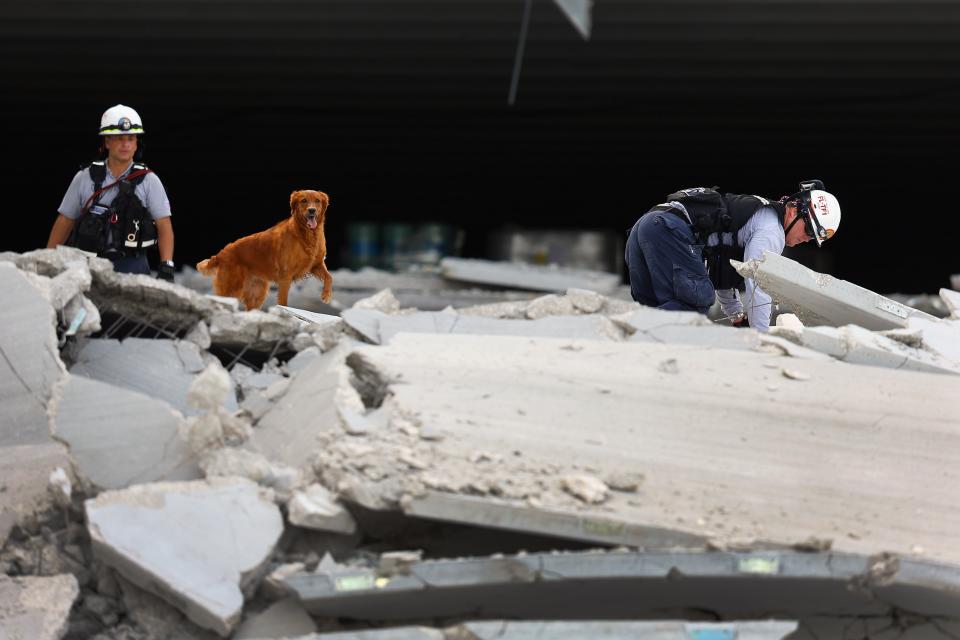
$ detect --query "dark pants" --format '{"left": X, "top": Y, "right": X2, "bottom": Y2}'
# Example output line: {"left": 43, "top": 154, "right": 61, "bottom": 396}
{"left": 110, "top": 252, "right": 150, "bottom": 275}
{"left": 625, "top": 209, "right": 715, "bottom": 314}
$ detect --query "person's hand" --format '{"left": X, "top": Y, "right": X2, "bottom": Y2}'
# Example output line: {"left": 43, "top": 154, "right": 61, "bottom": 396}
{"left": 731, "top": 312, "right": 749, "bottom": 328}
{"left": 156, "top": 260, "right": 175, "bottom": 282}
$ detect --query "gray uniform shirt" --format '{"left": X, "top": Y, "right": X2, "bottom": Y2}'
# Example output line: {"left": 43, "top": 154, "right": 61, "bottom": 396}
{"left": 707, "top": 206, "right": 785, "bottom": 333}
{"left": 57, "top": 161, "right": 172, "bottom": 221}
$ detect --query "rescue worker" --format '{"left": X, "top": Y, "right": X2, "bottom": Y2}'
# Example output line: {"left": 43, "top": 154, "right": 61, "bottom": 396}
{"left": 625, "top": 181, "right": 841, "bottom": 332}
{"left": 46, "top": 104, "right": 176, "bottom": 280}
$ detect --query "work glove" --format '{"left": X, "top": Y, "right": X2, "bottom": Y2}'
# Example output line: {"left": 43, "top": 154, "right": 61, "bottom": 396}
{"left": 156, "top": 260, "right": 175, "bottom": 282}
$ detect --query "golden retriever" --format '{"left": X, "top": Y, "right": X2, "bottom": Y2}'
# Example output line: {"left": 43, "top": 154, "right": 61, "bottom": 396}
{"left": 197, "top": 190, "right": 332, "bottom": 309}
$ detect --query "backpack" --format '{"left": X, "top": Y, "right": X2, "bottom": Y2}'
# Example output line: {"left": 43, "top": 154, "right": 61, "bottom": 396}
{"left": 68, "top": 161, "right": 156, "bottom": 257}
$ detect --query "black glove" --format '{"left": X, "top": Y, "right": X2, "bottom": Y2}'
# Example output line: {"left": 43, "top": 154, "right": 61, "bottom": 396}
{"left": 156, "top": 260, "right": 175, "bottom": 282}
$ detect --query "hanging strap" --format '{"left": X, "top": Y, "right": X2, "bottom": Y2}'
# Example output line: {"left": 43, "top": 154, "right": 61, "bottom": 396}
{"left": 81, "top": 168, "right": 152, "bottom": 213}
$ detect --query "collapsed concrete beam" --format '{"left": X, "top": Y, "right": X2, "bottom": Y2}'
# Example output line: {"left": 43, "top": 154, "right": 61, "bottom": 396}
{"left": 52, "top": 373, "right": 202, "bottom": 490}
{"left": 440, "top": 257, "right": 621, "bottom": 294}
{"left": 232, "top": 597, "right": 318, "bottom": 639}
{"left": 341, "top": 309, "right": 626, "bottom": 345}
{"left": 0, "top": 574, "right": 79, "bottom": 640}
{"left": 319, "top": 333, "right": 960, "bottom": 565}
{"left": 285, "top": 548, "right": 960, "bottom": 621}
{"left": 86, "top": 477, "right": 284, "bottom": 637}
{"left": 0, "top": 263, "right": 66, "bottom": 447}
{"left": 733, "top": 252, "right": 937, "bottom": 330}
{"left": 265, "top": 620, "right": 798, "bottom": 640}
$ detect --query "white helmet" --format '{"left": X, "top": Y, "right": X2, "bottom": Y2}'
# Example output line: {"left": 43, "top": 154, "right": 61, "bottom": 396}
{"left": 788, "top": 180, "right": 841, "bottom": 247}
{"left": 806, "top": 189, "right": 841, "bottom": 247}
{"left": 99, "top": 104, "right": 144, "bottom": 136}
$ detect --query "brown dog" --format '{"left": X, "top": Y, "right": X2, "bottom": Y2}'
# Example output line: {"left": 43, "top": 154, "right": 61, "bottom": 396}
{"left": 196, "top": 190, "right": 333, "bottom": 309}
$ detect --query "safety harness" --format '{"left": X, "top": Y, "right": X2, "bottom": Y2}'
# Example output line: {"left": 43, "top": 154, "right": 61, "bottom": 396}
{"left": 68, "top": 161, "right": 157, "bottom": 257}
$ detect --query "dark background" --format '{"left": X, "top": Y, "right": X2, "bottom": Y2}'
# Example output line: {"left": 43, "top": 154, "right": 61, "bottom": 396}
{"left": 3, "top": 0, "right": 959, "bottom": 293}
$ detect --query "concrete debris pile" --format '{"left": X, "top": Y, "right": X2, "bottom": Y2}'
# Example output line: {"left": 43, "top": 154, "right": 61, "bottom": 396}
{"left": 2, "top": 246, "right": 960, "bottom": 640}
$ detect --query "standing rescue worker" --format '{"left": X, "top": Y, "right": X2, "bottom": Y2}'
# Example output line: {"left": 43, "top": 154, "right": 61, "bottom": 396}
{"left": 625, "top": 180, "right": 841, "bottom": 332}
{"left": 46, "top": 104, "right": 176, "bottom": 280}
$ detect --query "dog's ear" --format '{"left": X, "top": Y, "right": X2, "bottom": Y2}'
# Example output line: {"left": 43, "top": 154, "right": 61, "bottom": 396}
{"left": 320, "top": 192, "right": 330, "bottom": 214}
{"left": 289, "top": 190, "right": 301, "bottom": 213}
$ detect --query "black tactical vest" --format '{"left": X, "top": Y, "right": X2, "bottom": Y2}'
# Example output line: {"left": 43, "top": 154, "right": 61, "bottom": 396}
{"left": 665, "top": 188, "right": 785, "bottom": 290}
{"left": 68, "top": 161, "right": 157, "bottom": 258}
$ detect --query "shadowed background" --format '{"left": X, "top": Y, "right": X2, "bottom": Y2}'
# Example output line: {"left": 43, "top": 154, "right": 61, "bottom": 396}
{"left": 3, "top": 0, "right": 959, "bottom": 293}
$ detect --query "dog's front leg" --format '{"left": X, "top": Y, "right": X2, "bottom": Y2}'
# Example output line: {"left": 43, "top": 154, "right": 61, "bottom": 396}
{"left": 276, "top": 279, "right": 293, "bottom": 306}
{"left": 310, "top": 261, "right": 333, "bottom": 303}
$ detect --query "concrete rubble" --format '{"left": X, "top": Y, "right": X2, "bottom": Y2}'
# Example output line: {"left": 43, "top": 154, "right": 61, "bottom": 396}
{"left": 2, "top": 248, "right": 960, "bottom": 638}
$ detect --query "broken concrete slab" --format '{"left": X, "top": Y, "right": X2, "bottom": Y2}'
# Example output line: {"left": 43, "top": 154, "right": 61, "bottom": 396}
{"left": 250, "top": 340, "right": 360, "bottom": 469}
{"left": 68, "top": 337, "right": 237, "bottom": 415}
{"left": 86, "top": 477, "right": 284, "bottom": 636}
{"left": 440, "top": 257, "right": 621, "bottom": 294}
{"left": 941, "top": 288, "right": 960, "bottom": 319}
{"left": 906, "top": 316, "right": 960, "bottom": 364}
{"left": 232, "top": 597, "right": 318, "bottom": 639}
{"left": 629, "top": 323, "right": 761, "bottom": 351}
{"left": 327, "top": 333, "right": 960, "bottom": 564}
{"left": 795, "top": 325, "right": 960, "bottom": 375}
{"left": 52, "top": 373, "right": 202, "bottom": 490}
{"left": 0, "top": 263, "right": 66, "bottom": 447}
{"left": 341, "top": 308, "right": 625, "bottom": 346}
{"left": 734, "top": 252, "right": 937, "bottom": 330}
{"left": 0, "top": 573, "right": 79, "bottom": 640}
{"left": 286, "top": 549, "right": 960, "bottom": 622}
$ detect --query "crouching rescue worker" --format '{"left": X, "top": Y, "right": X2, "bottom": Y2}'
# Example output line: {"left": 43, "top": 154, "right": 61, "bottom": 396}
{"left": 625, "top": 180, "right": 841, "bottom": 332}
{"left": 46, "top": 104, "right": 176, "bottom": 280}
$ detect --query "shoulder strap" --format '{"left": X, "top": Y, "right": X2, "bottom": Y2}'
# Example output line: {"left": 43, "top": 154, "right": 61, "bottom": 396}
{"left": 88, "top": 161, "right": 106, "bottom": 192}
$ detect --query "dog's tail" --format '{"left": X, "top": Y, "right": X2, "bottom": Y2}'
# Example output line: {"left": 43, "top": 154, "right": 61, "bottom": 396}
{"left": 196, "top": 255, "right": 220, "bottom": 276}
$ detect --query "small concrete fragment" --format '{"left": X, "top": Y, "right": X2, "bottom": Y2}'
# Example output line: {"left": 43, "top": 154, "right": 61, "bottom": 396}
{"left": 560, "top": 474, "right": 609, "bottom": 504}
{"left": 524, "top": 293, "right": 575, "bottom": 319}
{"left": 232, "top": 597, "right": 318, "bottom": 639}
{"left": 942, "top": 287, "right": 960, "bottom": 319}
{"left": 734, "top": 252, "right": 937, "bottom": 330}
{"left": 566, "top": 287, "right": 605, "bottom": 313}
{"left": 288, "top": 484, "right": 358, "bottom": 534}
{"left": 0, "top": 574, "right": 79, "bottom": 640}
{"left": 86, "top": 477, "right": 284, "bottom": 636}
{"left": 53, "top": 374, "right": 201, "bottom": 490}
{"left": 70, "top": 337, "right": 236, "bottom": 415}
{"left": 0, "top": 263, "right": 66, "bottom": 447}
{"left": 199, "top": 447, "right": 302, "bottom": 500}
{"left": 351, "top": 288, "right": 401, "bottom": 313}
{"left": 440, "top": 257, "right": 620, "bottom": 294}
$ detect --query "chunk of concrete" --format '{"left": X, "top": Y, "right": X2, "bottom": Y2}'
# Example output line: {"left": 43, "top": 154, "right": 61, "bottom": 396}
{"left": 944, "top": 287, "right": 960, "bottom": 319}
{"left": 441, "top": 257, "right": 621, "bottom": 294}
{"left": 52, "top": 374, "right": 201, "bottom": 490}
{"left": 208, "top": 309, "right": 304, "bottom": 349}
{"left": 69, "top": 337, "right": 236, "bottom": 415}
{"left": 277, "top": 305, "right": 344, "bottom": 350}
{"left": 0, "top": 574, "right": 79, "bottom": 640}
{"left": 0, "top": 263, "right": 66, "bottom": 447}
{"left": 287, "top": 484, "right": 357, "bottom": 534}
{"left": 86, "top": 477, "right": 284, "bottom": 636}
{"left": 199, "top": 447, "right": 302, "bottom": 500}
{"left": 734, "top": 252, "right": 937, "bottom": 330}
{"left": 907, "top": 315, "right": 960, "bottom": 364}
{"left": 232, "top": 597, "right": 318, "bottom": 639}
{"left": 330, "top": 333, "right": 960, "bottom": 564}
{"left": 565, "top": 288, "right": 605, "bottom": 313}
{"left": 0, "top": 443, "right": 73, "bottom": 532}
